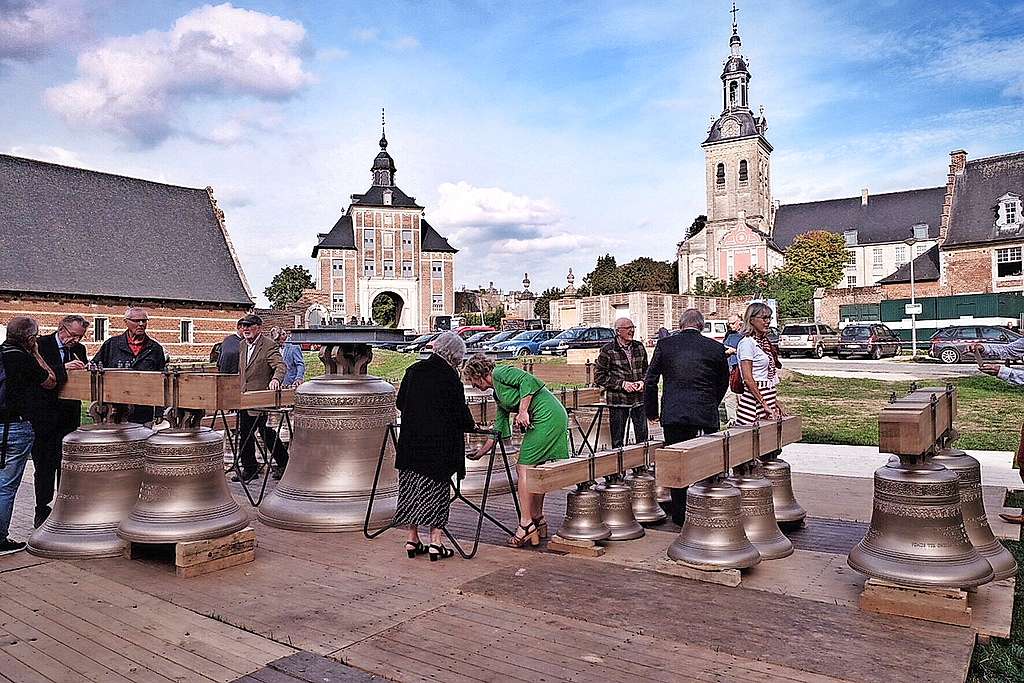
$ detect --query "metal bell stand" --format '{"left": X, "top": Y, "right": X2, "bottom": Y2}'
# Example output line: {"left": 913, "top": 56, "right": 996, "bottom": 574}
{"left": 363, "top": 424, "right": 522, "bottom": 559}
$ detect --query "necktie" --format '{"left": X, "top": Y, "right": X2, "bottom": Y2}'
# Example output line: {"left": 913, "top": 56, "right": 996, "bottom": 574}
{"left": 62, "top": 346, "right": 71, "bottom": 364}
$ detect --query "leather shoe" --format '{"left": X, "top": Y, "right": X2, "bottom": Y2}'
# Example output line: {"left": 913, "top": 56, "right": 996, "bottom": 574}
{"left": 34, "top": 507, "right": 51, "bottom": 529}
{"left": 998, "top": 513, "right": 1024, "bottom": 524}
{"left": 231, "top": 469, "right": 260, "bottom": 483}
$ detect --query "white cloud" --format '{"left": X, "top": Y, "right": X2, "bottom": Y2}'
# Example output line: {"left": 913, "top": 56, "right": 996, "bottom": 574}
{"left": 431, "top": 181, "right": 562, "bottom": 228}
{"left": 44, "top": 2, "right": 312, "bottom": 145}
{"left": 7, "top": 144, "right": 82, "bottom": 166}
{"left": 0, "top": 0, "right": 87, "bottom": 62}
{"left": 352, "top": 27, "right": 419, "bottom": 51}
{"left": 924, "top": 35, "right": 1024, "bottom": 98}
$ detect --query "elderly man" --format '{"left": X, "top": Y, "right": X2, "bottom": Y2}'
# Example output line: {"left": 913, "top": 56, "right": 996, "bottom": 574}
{"left": 972, "top": 339, "right": 1024, "bottom": 523}
{"left": 722, "top": 313, "right": 743, "bottom": 426}
{"left": 272, "top": 327, "right": 305, "bottom": 387}
{"left": 93, "top": 307, "right": 168, "bottom": 424}
{"left": 595, "top": 317, "right": 649, "bottom": 447}
{"left": 25, "top": 315, "right": 89, "bottom": 527}
{"left": 1, "top": 317, "right": 57, "bottom": 555}
{"left": 644, "top": 308, "right": 729, "bottom": 525}
{"left": 234, "top": 314, "right": 289, "bottom": 482}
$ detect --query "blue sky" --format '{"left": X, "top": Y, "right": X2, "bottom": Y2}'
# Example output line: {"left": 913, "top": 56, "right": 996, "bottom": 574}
{"left": 3, "top": 0, "right": 1023, "bottom": 305}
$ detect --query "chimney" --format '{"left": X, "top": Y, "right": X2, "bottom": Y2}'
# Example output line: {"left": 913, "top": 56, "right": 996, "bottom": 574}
{"left": 940, "top": 149, "right": 968, "bottom": 245}
{"left": 861, "top": 188, "right": 869, "bottom": 206}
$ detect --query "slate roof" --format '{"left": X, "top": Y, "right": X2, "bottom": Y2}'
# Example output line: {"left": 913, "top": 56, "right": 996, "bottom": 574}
{"left": 703, "top": 110, "right": 770, "bottom": 146}
{"left": 350, "top": 184, "right": 422, "bottom": 209}
{"left": 877, "top": 245, "right": 941, "bottom": 284}
{"left": 772, "top": 187, "right": 945, "bottom": 249}
{"left": 421, "top": 219, "right": 457, "bottom": 253}
{"left": 0, "top": 154, "right": 252, "bottom": 305}
{"left": 311, "top": 215, "right": 457, "bottom": 256}
{"left": 944, "top": 151, "right": 1024, "bottom": 247}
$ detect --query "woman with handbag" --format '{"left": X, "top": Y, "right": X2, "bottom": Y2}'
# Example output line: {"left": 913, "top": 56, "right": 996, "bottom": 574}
{"left": 735, "top": 302, "right": 785, "bottom": 424}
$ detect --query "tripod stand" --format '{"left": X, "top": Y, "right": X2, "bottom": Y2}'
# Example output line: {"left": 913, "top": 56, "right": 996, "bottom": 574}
{"left": 363, "top": 425, "right": 522, "bottom": 559}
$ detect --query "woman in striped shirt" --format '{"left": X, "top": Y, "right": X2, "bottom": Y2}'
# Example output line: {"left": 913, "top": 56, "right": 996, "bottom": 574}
{"left": 736, "top": 302, "right": 785, "bottom": 424}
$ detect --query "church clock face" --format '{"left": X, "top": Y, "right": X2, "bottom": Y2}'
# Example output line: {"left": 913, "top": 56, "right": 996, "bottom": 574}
{"left": 722, "top": 119, "right": 740, "bottom": 137}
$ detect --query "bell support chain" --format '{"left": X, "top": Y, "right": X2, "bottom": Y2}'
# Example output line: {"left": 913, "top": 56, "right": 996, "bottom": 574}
{"left": 363, "top": 425, "right": 522, "bottom": 559}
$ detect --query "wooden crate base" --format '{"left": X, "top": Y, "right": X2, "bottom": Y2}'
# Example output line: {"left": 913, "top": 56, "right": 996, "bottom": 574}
{"left": 547, "top": 534, "right": 605, "bottom": 557}
{"left": 655, "top": 558, "right": 742, "bottom": 587}
{"left": 859, "top": 578, "right": 972, "bottom": 627}
{"left": 125, "top": 527, "right": 256, "bottom": 578}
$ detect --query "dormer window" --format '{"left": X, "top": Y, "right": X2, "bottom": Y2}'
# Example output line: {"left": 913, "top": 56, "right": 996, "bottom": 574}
{"left": 998, "top": 193, "right": 1022, "bottom": 229}
{"left": 843, "top": 229, "right": 858, "bottom": 247}
{"left": 383, "top": 189, "right": 393, "bottom": 206}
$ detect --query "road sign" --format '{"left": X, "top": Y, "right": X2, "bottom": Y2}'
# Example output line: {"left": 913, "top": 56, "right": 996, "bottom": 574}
{"left": 905, "top": 303, "right": 923, "bottom": 315}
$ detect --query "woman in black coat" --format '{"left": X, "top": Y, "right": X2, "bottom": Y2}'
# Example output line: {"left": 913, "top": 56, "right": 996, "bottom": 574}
{"left": 394, "top": 331, "right": 476, "bottom": 561}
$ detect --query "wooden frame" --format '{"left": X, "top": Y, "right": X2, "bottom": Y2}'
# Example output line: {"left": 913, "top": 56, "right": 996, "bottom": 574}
{"left": 60, "top": 370, "right": 295, "bottom": 411}
{"left": 879, "top": 387, "right": 956, "bottom": 456}
{"left": 518, "top": 442, "right": 659, "bottom": 494}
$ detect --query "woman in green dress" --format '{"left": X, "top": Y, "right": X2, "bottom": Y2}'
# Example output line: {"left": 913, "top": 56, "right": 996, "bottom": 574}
{"left": 463, "top": 355, "right": 569, "bottom": 548}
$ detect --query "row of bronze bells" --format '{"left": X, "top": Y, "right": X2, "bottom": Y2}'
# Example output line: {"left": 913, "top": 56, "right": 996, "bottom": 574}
{"left": 28, "top": 423, "right": 249, "bottom": 558}
{"left": 848, "top": 430, "right": 1017, "bottom": 588}
{"left": 559, "top": 465, "right": 667, "bottom": 542}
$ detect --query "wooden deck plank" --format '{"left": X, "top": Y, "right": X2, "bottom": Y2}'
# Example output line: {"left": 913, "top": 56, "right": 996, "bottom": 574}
{"left": 0, "top": 649, "right": 55, "bottom": 683}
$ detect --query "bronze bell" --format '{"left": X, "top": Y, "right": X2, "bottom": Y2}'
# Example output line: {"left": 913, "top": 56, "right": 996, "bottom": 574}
{"left": 931, "top": 444, "right": 1017, "bottom": 581}
{"left": 847, "top": 455, "right": 994, "bottom": 589}
{"left": 28, "top": 422, "right": 152, "bottom": 559}
{"left": 118, "top": 428, "right": 249, "bottom": 543}
{"left": 725, "top": 462, "right": 793, "bottom": 560}
{"left": 258, "top": 350, "right": 398, "bottom": 532}
{"left": 558, "top": 483, "right": 612, "bottom": 541}
{"left": 596, "top": 479, "right": 645, "bottom": 541}
{"left": 668, "top": 476, "right": 761, "bottom": 570}
{"left": 626, "top": 469, "right": 667, "bottom": 525}
{"left": 461, "top": 429, "right": 519, "bottom": 498}
{"left": 761, "top": 454, "right": 807, "bottom": 525}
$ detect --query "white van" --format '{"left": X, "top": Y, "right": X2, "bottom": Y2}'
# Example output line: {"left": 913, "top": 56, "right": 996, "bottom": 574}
{"left": 702, "top": 319, "right": 729, "bottom": 342}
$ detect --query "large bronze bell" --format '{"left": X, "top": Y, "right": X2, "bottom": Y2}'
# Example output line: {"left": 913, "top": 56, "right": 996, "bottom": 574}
{"left": 761, "top": 453, "right": 806, "bottom": 525}
{"left": 668, "top": 476, "right": 761, "bottom": 570}
{"left": 258, "top": 359, "right": 398, "bottom": 531}
{"left": 28, "top": 423, "right": 152, "bottom": 558}
{"left": 931, "top": 443, "right": 1018, "bottom": 581}
{"left": 626, "top": 469, "right": 667, "bottom": 525}
{"left": 596, "top": 479, "right": 645, "bottom": 541}
{"left": 558, "top": 483, "right": 612, "bottom": 541}
{"left": 847, "top": 455, "right": 994, "bottom": 589}
{"left": 118, "top": 428, "right": 249, "bottom": 543}
{"left": 725, "top": 462, "right": 793, "bottom": 560}
{"left": 461, "top": 382, "right": 518, "bottom": 498}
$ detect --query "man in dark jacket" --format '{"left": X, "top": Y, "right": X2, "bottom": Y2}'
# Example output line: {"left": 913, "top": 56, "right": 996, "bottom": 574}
{"left": 92, "top": 307, "right": 168, "bottom": 424}
{"left": 644, "top": 308, "right": 729, "bottom": 525}
{"left": 234, "top": 315, "right": 288, "bottom": 482}
{"left": 595, "top": 317, "right": 649, "bottom": 447}
{"left": 213, "top": 319, "right": 245, "bottom": 374}
{"left": 25, "top": 315, "right": 89, "bottom": 527}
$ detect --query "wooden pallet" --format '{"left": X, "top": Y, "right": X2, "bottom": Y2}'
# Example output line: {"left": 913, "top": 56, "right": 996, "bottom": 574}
{"left": 655, "top": 558, "right": 743, "bottom": 587}
{"left": 125, "top": 526, "right": 256, "bottom": 578}
{"left": 859, "top": 578, "right": 971, "bottom": 627}
{"left": 546, "top": 534, "right": 605, "bottom": 557}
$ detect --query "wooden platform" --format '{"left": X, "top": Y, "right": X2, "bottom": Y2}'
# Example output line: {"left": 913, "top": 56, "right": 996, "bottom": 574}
{"left": 0, "top": 461, "right": 1012, "bottom": 683}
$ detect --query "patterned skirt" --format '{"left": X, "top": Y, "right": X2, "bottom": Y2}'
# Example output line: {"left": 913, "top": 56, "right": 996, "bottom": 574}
{"left": 736, "top": 382, "right": 779, "bottom": 425}
{"left": 393, "top": 469, "right": 451, "bottom": 529}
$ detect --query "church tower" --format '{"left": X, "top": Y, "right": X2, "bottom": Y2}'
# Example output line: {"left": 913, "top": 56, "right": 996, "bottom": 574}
{"left": 678, "top": 5, "right": 776, "bottom": 291}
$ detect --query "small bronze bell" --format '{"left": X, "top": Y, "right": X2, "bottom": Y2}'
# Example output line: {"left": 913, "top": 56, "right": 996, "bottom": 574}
{"left": 847, "top": 455, "right": 994, "bottom": 589}
{"left": 626, "top": 469, "right": 667, "bottom": 525}
{"left": 558, "top": 483, "right": 612, "bottom": 541}
{"left": 931, "top": 442, "right": 1017, "bottom": 581}
{"left": 725, "top": 462, "right": 793, "bottom": 560}
{"left": 597, "top": 479, "right": 645, "bottom": 541}
{"left": 761, "top": 454, "right": 806, "bottom": 526}
{"left": 28, "top": 423, "right": 152, "bottom": 559}
{"left": 668, "top": 476, "right": 761, "bottom": 570}
{"left": 118, "top": 428, "right": 249, "bottom": 543}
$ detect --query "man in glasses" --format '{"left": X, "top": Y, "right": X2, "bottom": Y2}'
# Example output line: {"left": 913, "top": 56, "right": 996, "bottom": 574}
{"left": 234, "top": 314, "right": 289, "bottom": 482}
{"left": 595, "top": 317, "right": 649, "bottom": 448}
{"left": 25, "top": 315, "right": 88, "bottom": 527}
{"left": 92, "top": 307, "right": 168, "bottom": 423}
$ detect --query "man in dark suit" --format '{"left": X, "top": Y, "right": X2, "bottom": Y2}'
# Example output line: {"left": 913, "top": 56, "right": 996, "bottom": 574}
{"left": 234, "top": 314, "right": 288, "bottom": 482}
{"left": 25, "top": 315, "right": 89, "bottom": 527}
{"left": 644, "top": 308, "right": 729, "bottom": 525}
{"left": 212, "top": 319, "right": 245, "bottom": 374}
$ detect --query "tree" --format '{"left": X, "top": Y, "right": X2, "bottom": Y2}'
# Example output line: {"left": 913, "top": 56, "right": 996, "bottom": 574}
{"left": 729, "top": 267, "right": 769, "bottom": 296}
{"left": 264, "top": 265, "right": 314, "bottom": 310}
{"left": 684, "top": 214, "right": 708, "bottom": 240}
{"left": 694, "top": 277, "right": 730, "bottom": 297}
{"left": 783, "top": 231, "right": 848, "bottom": 289}
{"left": 616, "top": 257, "right": 677, "bottom": 293}
{"left": 534, "top": 287, "right": 563, "bottom": 324}
{"left": 483, "top": 306, "right": 505, "bottom": 328}
{"left": 767, "top": 269, "right": 815, "bottom": 319}
{"left": 371, "top": 293, "right": 399, "bottom": 327}
{"left": 582, "top": 254, "right": 620, "bottom": 295}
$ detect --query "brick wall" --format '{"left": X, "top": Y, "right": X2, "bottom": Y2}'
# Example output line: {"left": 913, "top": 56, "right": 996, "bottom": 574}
{"left": 944, "top": 247, "right": 994, "bottom": 294}
{"left": 0, "top": 295, "right": 250, "bottom": 360}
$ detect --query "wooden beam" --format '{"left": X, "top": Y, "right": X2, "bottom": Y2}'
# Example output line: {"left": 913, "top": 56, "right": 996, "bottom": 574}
{"left": 60, "top": 370, "right": 295, "bottom": 410}
{"left": 655, "top": 417, "right": 803, "bottom": 488}
{"left": 518, "top": 442, "right": 660, "bottom": 494}
{"left": 879, "top": 388, "right": 955, "bottom": 456}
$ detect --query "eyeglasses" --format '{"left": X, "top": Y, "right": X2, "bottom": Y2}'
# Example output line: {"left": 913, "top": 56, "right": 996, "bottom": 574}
{"left": 126, "top": 317, "right": 149, "bottom": 323}
{"left": 617, "top": 326, "right": 636, "bottom": 331}
{"left": 754, "top": 315, "right": 773, "bottom": 321}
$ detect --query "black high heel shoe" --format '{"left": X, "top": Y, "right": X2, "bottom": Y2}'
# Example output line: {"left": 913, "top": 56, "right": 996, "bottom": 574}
{"left": 428, "top": 544, "right": 455, "bottom": 561}
{"left": 405, "top": 541, "right": 427, "bottom": 559}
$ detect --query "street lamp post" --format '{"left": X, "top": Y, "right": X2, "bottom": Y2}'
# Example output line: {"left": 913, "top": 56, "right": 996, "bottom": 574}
{"left": 906, "top": 237, "right": 917, "bottom": 357}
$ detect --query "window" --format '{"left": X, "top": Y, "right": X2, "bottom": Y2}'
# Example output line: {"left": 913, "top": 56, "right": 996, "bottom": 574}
{"left": 364, "top": 260, "right": 375, "bottom": 276}
{"left": 363, "top": 229, "right": 375, "bottom": 247}
{"left": 716, "top": 163, "right": 725, "bottom": 186}
{"left": 383, "top": 231, "right": 394, "bottom": 247}
{"left": 383, "top": 211, "right": 393, "bottom": 225}
{"left": 982, "top": 327, "right": 1009, "bottom": 342}
{"left": 996, "top": 247, "right": 1023, "bottom": 277}
{"left": 179, "top": 320, "right": 193, "bottom": 344}
{"left": 738, "top": 160, "right": 748, "bottom": 182}
{"left": 402, "top": 260, "right": 413, "bottom": 276}
{"left": 432, "top": 294, "right": 444, "bottom": 312}
{"left": 332, "top": 259, "right": 344, "bottom": 273}
{"left": 846, "top": 275, "right": 857, "bottom": 287}
{"left": 998, "top": 195, "right": 1021, "bottom": 228}
{"left": 402, "top": 230, "right": 413, "bottom": 246}
{"left": 872, "top": 248, "right": 883, "bottom": 269}
{"left": 915, "top": 243, "right": 927, "bottom": 256}
{"left": 1006, "top": 201, "right": 1019, "bottom": 226}
{"left": 955, "top": 327, "right": 980, "bottom": 340}
{"left": 383, "top": 259, "right": 395, "bottom": 276}
{"left": 846, "top": 250, "right": 857, "bottom": 267}
{"left": 383, "top": 190, "right": 393, "bottom": 206}
{"left": 431, "top": 260, "right": 443, "bottom": 278}
{"left": 93, "top": 317, "right": 107, "bottom": 341}
{"left": 332, "top": 293, "right": 345, "bottom": 311}
{"left": 895, "top": 245, "right": 907, "bottom": 267}
{"left": 729, "top": 80, "right": 737, "bottom": 106}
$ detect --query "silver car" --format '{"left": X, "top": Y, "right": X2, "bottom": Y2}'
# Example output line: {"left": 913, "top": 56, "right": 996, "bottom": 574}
{"left": 779, "top": 323, "right": 840, "bottom": 359}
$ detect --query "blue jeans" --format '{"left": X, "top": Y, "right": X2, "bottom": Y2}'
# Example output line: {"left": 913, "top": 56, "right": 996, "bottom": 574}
{"left": 0, "top": 421, "right": 34, "bottom": 540}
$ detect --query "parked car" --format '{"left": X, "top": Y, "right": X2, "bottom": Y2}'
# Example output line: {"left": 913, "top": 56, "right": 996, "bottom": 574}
{"left": 702, "top": 319, "right": 730, "bottom": 342}
{"left": 491, "top": 329, "right": 562, "bottom": 356}
{"left": 928, "top": 325, "right": 1023, "bottom": 364}
{"left": 836, "top": 324, "right": 903, "bottom": 360}
{"left": 398, "top": 332, "right": 439, "bottom": 353}
{"left": 453, "top": 325, "right": 495, "bottom": 339}
{"left": 778, "top": 323, "right": 840, "bottom": 358}
{"left": 464, "top": 331, "right": 500, "bottom": 349}
{"left": 477, "top": 330, "right": 520, "bottom": 350}
{"left": 538, "top": 326, "right": 615, "bottom": 355}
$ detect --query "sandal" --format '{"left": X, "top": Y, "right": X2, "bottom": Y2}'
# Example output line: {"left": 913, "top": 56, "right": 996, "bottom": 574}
{"left": 405, "top": 541, "right": 427, "bottom": 559}
{"left": 507, "top": 521, "right": 540, "bottom": 548}
{"left": 428, "top": 544, "right": 455, "bottom": 561}
{"left": 533, "top": 516, "right": 549, "bottom": 539}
